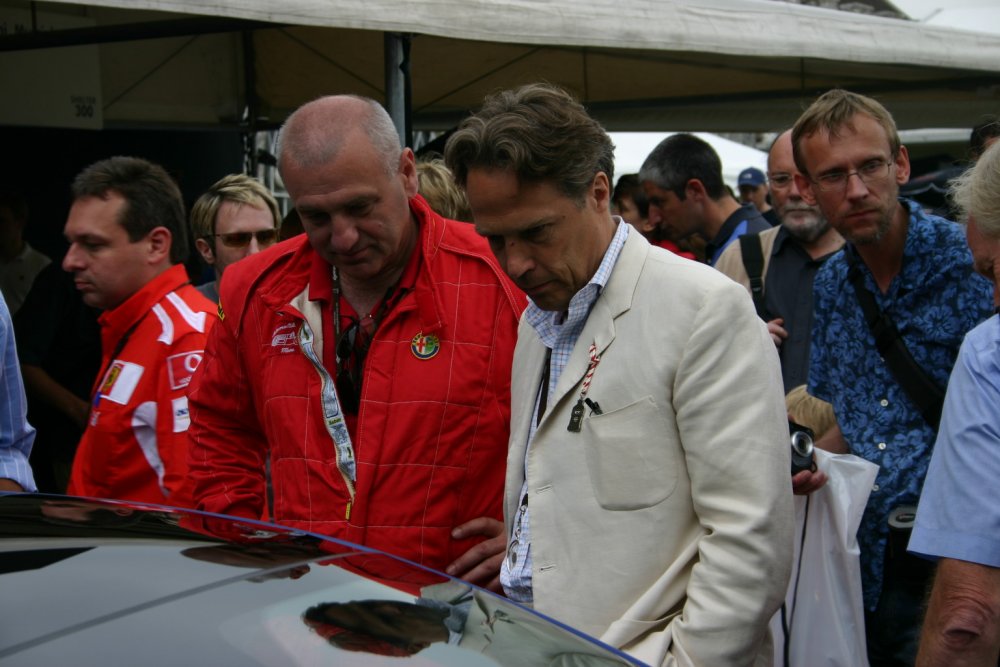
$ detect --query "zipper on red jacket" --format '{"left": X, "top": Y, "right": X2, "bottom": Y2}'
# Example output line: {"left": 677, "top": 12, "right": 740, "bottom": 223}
{"left": 296, "top": 318, "right": 357, "bottom": 517}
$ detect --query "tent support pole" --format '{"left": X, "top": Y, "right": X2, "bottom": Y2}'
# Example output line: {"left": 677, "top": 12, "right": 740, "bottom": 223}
{"left": 384, "top": 32, "right": 412, "bottom": 148}
{"left": 242, "top": 29, "right": 259, "bottom": 174}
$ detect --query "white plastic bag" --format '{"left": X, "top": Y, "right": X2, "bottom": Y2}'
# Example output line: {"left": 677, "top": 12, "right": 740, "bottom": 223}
{"left": 770, "top": 450, "right": 878, "bottom": 667}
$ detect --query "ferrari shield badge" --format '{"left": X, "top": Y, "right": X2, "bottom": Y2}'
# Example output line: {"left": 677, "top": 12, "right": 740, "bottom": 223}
{"left": 410, "top": 332, "right": 440, "bottom": 360}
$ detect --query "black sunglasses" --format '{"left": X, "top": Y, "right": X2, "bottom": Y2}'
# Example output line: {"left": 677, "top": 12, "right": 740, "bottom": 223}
{"left": 211, "top": 229, "right": 278, "bottom": 248}
{"left": 335, "top": 319, "right": 365, "bottom": 414}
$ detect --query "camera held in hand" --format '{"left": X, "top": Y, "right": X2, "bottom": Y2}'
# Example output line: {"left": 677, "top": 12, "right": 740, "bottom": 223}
{"left": 789, "top": 421, "right": 817, "bottom": 476}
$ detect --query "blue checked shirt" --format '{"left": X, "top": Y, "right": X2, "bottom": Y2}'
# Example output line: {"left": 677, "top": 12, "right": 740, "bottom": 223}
{"left": 0, "top": 292, "right": 36, "bottom": 491}
{"left": 500, "top": 220, "right": 629, "bottom": 603}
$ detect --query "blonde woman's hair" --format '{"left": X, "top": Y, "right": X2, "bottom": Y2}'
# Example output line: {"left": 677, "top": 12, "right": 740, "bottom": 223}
{"left": 416, "top": 159, "right": 472, "bottom": 222}
{"left": 785, "top": 385, "right": 836, "bottom": 439}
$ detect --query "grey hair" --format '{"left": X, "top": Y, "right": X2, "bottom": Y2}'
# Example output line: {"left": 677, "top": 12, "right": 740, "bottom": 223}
{"left": 444, "top": 83, "right": 614, "bottom": 203}
{"left": 951, "top": 140, "right": 1000, "bottom": 238}
{"left": 277, "top": 95, "right": 401, "bottom": 176}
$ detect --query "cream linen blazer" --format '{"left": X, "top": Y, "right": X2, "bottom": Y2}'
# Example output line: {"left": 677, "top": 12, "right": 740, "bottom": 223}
{"left": 505, "top": 230, "right": 794, "bottom": 667}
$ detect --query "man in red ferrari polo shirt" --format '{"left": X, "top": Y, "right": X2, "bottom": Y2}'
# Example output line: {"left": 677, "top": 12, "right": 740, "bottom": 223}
{"left": 64, "top": 156, "right": 215, "bottom": 506}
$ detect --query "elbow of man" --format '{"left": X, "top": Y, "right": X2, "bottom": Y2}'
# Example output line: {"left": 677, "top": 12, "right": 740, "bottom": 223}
{"left": 935, "top": 590, "right": 1000, "bottom": 652}
{"left": 0, "top": 478, "right": 25, "bottom": 492}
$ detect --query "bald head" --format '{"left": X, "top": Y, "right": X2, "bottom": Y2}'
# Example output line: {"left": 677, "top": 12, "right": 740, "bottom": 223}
{"left": 278, "top": 95, "right": 401, "bottom": 176}
{"left": 276, "top": 95, "right": 420, "bottom": 287}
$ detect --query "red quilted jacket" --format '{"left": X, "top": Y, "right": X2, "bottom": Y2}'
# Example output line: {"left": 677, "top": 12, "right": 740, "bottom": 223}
{"left": 187, "top": 196, "right": 525, "bottom": 571}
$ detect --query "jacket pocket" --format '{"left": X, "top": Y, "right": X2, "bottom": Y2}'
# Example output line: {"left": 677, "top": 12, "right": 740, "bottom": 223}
{"left": 582, "top": 396, "right": 677, "bottom": 510}
{"left": 606, "top": 611, "right": 680, "bottom": 667}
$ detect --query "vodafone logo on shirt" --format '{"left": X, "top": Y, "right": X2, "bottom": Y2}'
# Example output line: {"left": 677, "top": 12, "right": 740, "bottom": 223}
{"left": 167, "top": 350, "right": 205, "bottom": 390}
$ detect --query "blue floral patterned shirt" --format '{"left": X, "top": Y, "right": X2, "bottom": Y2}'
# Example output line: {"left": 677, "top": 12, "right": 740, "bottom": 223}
{"left": 808, "top": 199, "right": 994, "bottom": 610}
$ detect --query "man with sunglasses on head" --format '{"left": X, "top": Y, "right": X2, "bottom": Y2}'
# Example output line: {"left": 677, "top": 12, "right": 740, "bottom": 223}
{"left": 792, "top": 89, "right": 994, "bottom": 666}
{"left": 186, "top": 95, "right": 524, "bottom": 589}
{"left": 62, "top": 156, "right": 216, "bottom": 506}
{"left": 190, "top": 174, "right": 281, "bottom": 304}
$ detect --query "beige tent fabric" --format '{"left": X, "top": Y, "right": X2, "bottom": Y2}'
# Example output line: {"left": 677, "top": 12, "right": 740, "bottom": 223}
{"left": 4, "top": 0, "right": 1000, "bottom": 131}
{"left": 71, "top": 0, "right": 1000, "bottom": 68}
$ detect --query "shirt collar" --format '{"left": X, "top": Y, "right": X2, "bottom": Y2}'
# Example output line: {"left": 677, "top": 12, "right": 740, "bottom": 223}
{"left": 707, "top": 203, "right": 760, "bottom": 255}
{"left": 98, "top": 263, "right": 191, "bottom": 335}
{"left": 525, "top": 219, "right": 629, "bottom": 341}
{"left": 771, "top": 224, "right": 793, "bottom": 252}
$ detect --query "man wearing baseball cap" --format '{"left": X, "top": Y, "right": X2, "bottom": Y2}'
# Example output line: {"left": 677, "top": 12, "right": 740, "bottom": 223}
{"left": 738, "top": 166, "right": 779, "bottom": 226}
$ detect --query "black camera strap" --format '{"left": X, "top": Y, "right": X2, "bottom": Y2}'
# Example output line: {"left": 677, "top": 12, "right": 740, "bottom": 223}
{"left": 846, "top": 251, "right": 944, "bottom": 430}
{"left": 739, "top": 232, "right": 768, "bottom": 319}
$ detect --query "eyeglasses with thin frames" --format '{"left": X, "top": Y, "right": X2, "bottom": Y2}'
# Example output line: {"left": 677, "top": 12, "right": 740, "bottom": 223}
{"left": 767, "top": 173, "right": 795, "bottom": 190}
{"left": 211, "top": 229, "right": 278, "bottom": 248}
{"left": 810, "top": 159, "right": 894, "bottom": 194}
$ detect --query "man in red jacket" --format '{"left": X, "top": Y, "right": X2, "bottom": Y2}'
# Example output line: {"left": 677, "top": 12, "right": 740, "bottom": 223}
{"left": 187, "top": 95, "right": 524, "bottom": 590}
{"left": 64, "top": 156, "right": 216, "bottom": 505}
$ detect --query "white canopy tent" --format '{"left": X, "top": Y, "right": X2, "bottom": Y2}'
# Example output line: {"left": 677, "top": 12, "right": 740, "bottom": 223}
{"left": 3, "top": 0, "right": 1000, "bottom": 138}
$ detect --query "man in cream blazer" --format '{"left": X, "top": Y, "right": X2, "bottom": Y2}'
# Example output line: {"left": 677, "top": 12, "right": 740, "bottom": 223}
{"left": 446, "top": 83, "right": 794, "bottom": 667}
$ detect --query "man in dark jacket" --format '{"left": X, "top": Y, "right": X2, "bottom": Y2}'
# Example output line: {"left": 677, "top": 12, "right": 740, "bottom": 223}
{"left": 639, "top": 133, "right": 771, "bottom": 265}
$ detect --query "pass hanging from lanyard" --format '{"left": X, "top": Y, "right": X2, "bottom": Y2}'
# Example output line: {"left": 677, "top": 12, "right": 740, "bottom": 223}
{"left": 568, "top": 342, "right": 602, "bottom": 432}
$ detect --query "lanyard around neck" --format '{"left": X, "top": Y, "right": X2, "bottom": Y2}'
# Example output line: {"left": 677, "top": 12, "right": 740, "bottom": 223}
{"left": 331, "top": 267, "right": 399, "bottom": 355}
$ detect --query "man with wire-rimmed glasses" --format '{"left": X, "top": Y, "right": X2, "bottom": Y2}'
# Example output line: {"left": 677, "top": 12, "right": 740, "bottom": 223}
{"left": 792, "top": 89, "right": 994, "bottom": 666}
{"left": 186, "top": 95, "right": 524, "bottom": 591}
{"left": 715, "top": 129, "right": 843, "bottom": 398}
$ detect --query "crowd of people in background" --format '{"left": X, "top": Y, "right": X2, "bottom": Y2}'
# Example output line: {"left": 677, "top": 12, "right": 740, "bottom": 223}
{"left": 1, "top": 85, "right": 999, "bottom": 667}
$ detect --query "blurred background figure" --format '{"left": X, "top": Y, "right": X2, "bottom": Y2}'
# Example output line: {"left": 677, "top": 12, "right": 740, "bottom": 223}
{"left": 0, "top": 290, "right": 37, "bottom": 492}
{"left": 640, "top": 133, "right": 771, "bottom": 266}
{"left": 715, "top": 130, "right": 844, "bottom": 396}
{"left": 969, "top": 115, "right": 1000, "bottom": 163}
{"left": 737, "top": 166, "right": 779, "bottom": 226}
{"left": 416, "top": 158, "right": 472, "bottom": 222}
{"left": 0, "top": 190, "right": 51, "bottom": 315}
{"left": 784, "top": 384, "right": 836, "bottom": 440}
{"left": 611, "top": 174, "right": 695, "bottom": 260}
{"left": 611, "top": 174, "right": 655, "bottom": 236}
{"left": 190, "top": 174, "right": 282, "bottom": 303}
{"left": 14, "top": 262, "right": 100, "bottom": 492}
{"left": 899, "top": 116, "right": 1000, "bottom": 220}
